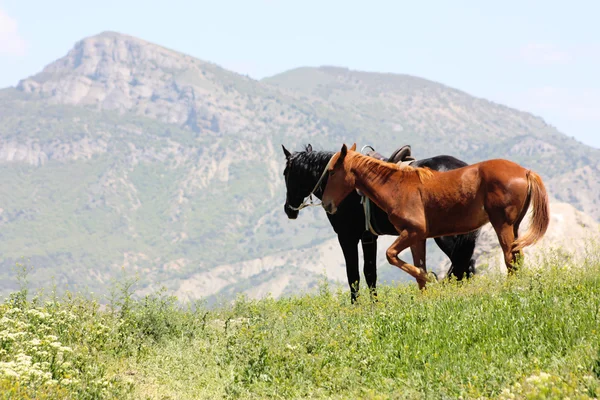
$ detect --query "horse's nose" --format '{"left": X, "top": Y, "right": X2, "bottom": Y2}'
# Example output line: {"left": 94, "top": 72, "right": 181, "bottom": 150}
{"left": 323, "top": 201, "right": 337, "bottom": 215}
{"left": 284, "top": 203, "right": 298, "bottom": 219}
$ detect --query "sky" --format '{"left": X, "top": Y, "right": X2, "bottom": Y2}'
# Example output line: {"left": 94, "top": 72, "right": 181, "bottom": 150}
{"left": 1, "top": 0, "right": 599, "bottom": 148}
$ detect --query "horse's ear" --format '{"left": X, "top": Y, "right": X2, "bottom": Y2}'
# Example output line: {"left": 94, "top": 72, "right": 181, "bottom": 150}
{"left": 306, "top": 144, "right": 313, "bottom": 153}
{"left": 340, "top": 144, "right": 348, "bottom": 159}
{"left": 350, "top": 143, "right": 357, "bottom": 151}
{"left": 282, "top": 145, "right": 291, "bottom": 159}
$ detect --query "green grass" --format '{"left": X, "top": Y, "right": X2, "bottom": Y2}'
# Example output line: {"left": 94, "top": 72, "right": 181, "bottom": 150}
{"left": 1, "top": 253, "right": 600, "bottom": 399}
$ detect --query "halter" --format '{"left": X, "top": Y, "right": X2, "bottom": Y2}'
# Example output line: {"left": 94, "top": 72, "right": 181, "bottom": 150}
{"left": 287, "top": 155, "right": 335, "bottom": 211}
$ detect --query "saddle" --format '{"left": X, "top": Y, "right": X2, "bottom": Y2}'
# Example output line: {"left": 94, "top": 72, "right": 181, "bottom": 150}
{"left": 364, "top": 144, "right": 416, "bottom": 165}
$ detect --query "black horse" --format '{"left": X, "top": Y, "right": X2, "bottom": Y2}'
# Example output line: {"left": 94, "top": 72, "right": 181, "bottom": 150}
{"left": 282, "top": 144, "right": 480, "bottom": 302}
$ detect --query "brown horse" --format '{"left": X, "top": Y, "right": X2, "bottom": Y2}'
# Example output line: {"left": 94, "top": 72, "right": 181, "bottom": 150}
{"left": 322, "top": 143, "right": 550, "bottom": 289}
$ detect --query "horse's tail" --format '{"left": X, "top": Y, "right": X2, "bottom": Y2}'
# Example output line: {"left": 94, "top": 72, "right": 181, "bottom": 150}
{"left": 512, "top": 171, "right": 550, "bottom": 252}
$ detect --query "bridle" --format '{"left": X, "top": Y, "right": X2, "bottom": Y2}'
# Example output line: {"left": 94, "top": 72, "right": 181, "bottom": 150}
{"left": 286, "top": 155, "right": 335, "bottom": 211}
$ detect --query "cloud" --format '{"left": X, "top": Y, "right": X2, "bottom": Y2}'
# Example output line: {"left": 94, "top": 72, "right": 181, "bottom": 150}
{"left": 0, "top": 9, "right": 27, "bottom": 56}
{"left": 517, "top": 43, "right": 572, "bottom": 66}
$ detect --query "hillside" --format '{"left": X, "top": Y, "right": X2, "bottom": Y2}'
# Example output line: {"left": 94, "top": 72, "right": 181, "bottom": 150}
{"left": 2, "top": 259, "right": 600, "bottom": 398}
{"left": 1, "top": 31, "right": 599, "bottom": 300}
{"left": 264, "top": 67, "right": 600, "bottom": 219}
{"left": 0, "top": 32, "right": 339, "bottom": 297}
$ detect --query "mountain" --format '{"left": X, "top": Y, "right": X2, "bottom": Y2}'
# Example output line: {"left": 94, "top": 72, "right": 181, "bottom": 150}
{"left": 1, "top": 31, "right": 598, "bottom": 301}
{"left": 264, "top": 67, "right": 600, "bottom": 218}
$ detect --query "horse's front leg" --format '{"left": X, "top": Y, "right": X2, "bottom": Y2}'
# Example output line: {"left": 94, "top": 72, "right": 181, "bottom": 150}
{"left": 410, "top": 239, "right": 427, "bottom": 273}
{"left": 361, "top": 231, "right": 378, "bottom": 300}
{"left": 386, "top": 230, "right": 429, "bottom": 289}
{"left": 411, "top": 239, "right": 439, "bottom": 283}
{"left": 338, "top": 234, "right": 361, "bottom": 303}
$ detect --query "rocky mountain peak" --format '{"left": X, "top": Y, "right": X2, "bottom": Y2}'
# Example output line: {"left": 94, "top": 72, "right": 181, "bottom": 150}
{"left": 19, "top": 31, "right": 199, "bottom": 86}
{"left": 15, "top": 31, "right": 262, "bottom": 131}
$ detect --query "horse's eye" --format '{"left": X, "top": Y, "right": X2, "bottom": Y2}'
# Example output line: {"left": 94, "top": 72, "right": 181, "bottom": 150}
{"left": 329, "top": 170, "right": 335, "bottom": 177}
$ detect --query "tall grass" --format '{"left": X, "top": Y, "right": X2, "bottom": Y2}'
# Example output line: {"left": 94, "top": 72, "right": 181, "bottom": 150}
{"left": 1, "top": 253, "right": 600, "bottom": 399}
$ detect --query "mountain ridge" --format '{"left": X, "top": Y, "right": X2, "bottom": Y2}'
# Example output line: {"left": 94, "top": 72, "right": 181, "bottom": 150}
{"left": 1, "top": 31, "right": 599, "bottom": 302}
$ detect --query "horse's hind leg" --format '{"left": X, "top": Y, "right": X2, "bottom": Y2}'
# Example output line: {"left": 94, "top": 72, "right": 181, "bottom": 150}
{"left": 491, "top": 222, "right": 519, "bottom": 274}
{"left": 434, "top": 236, "right": 460, "bottom": 279}
{"left": 455, "top": 231, "right": 478, "bottom": 279}
{"left": 510, "top": 202, "right": 529, "bottom": 270}
{"left": 434, "top": 234, "right": 476, "bottom": 280}
{"left": 386, "top": 231, "right": 429, "bottom": 289}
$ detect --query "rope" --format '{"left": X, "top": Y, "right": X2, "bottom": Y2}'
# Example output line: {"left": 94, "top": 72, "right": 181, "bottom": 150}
{"left": 361, "top": 196, "right": 380, "bottom": 236}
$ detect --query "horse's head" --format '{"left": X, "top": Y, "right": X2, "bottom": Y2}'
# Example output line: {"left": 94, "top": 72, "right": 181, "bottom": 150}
{"left": 281, "top": 144, "right": 314, "bottom": 219}
{"left": 322, "top": 143, "right": 357, "bottom": 214}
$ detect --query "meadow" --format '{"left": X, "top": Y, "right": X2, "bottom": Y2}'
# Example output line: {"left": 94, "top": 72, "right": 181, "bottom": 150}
{"left": 1, "top": 250, "right": 599, "bottom": 399}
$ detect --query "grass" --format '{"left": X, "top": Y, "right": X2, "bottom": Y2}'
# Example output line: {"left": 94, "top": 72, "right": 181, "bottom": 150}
{"left": 1, "top": 253, "right": 600, "bottom": 399}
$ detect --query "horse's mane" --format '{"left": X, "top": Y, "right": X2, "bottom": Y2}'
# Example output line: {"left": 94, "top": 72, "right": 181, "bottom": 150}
{"left": 286, "top": 146, "right": 334, "bottom": 191}
{"left": 351, "top": 152, "right": 434, "bottom": 183}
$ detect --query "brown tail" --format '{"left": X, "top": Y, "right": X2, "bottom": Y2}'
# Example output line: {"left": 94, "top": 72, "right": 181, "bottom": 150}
{"left": 512, "top": 171, "right": 550, "bottom": 252}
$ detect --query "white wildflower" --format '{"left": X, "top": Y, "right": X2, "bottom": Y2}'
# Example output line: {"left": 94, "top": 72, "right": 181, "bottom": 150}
{"left": 0, "top": 367, "right": 19, "bottom": 378}
{"left": 27, "top": 309, "right": 47, "bottom": 319}
{"left": 538, "top": 372, "right": 551, "bottom": 381}
{"left": 15, "top": 353, "right": 32, "bottom": 364}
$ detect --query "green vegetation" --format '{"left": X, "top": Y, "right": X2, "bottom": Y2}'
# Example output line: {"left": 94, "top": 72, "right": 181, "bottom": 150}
{"left": 0, "top": 89, "right": 339, "bottom": 299}
{"left": 1, "top": 254, "right": 599, "bottom": 399}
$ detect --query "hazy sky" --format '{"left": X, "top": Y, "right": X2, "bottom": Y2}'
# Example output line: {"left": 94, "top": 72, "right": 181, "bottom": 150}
{"left": 1, "top": 0, "right": 599, "bottom": 148}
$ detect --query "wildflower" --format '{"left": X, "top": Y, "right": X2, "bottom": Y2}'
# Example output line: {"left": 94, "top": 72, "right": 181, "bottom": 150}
{"left": 538, "top": 372, "right": 551, "bottom": 381}
{"left": 27, "top": 309, "right": 49, "bottom": 319}
{"left": 0, "top": 367, "right": 19, "bottom": 378}
{"left": 49, "top": 341, "right": 63, "bottom": 349}
{"left": 15, "top": 353, "right": 32, "bottom": 364}
{"left": 500, "top": 388, "right": 516, "bottom": 399}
